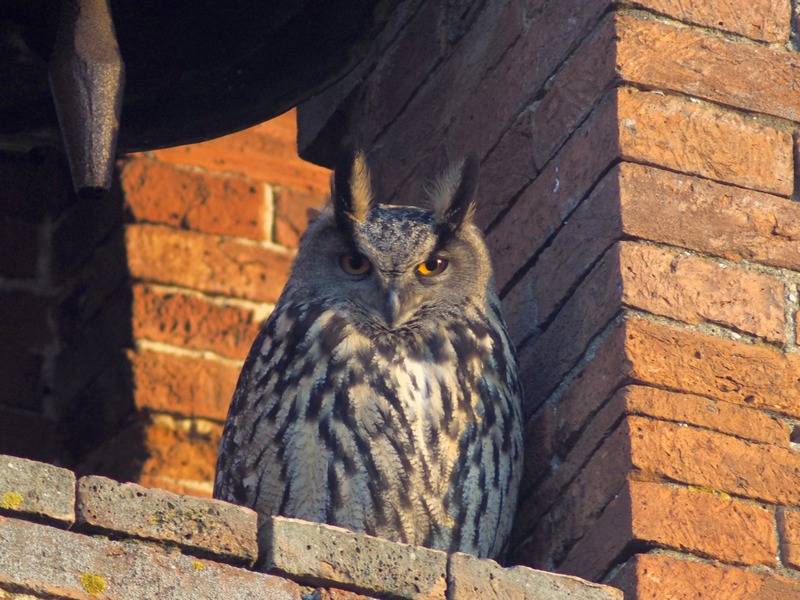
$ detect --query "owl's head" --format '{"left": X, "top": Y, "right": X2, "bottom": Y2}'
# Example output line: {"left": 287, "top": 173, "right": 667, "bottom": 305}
{"left": 288, "top": 151, "right": 496, "bottom": 331}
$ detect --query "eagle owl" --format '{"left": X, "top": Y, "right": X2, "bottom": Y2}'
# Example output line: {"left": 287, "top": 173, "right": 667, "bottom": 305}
{"left": 214, "top": 151, "right": 523, "bottom": 559}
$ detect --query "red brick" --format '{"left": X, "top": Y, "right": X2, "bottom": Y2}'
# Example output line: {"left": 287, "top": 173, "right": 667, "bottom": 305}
{"left": 778, "top": 508, "right": 800, "bottom": 570}
{"left": 53, "top": 290, "right": 131, "bottom": 408}
{"left": 520, "top": 167, "right": 622, "bottom": 326}
{"left": 513, "top": 420, "right": 632, "bottom": 567}
{"left": 477, "top": 111, "right": 539, "bottom": 231}
{"left": 130, "top": 347, "right": 240, "bottom": 422}
{"left": 618, "top": 162, "right": 800, "bottom": 271}
{"left": 132, "top": 285, "right": 265, "bottom": 361}
{"left": 624, "top": 0, "right": 791, "bottom": 42}
{"left": 520, "top": 407, "right": 556, "bottom": 497}
{"left": 518, "top": 244, "right": 621, "bottom": 411}
{"left": 520, "top": 385, "right": 787, "bottom": 556}
{"left": 618, "top": 385, "right": 788, "bottom": 446}
{"left": 555, "top": 319, "right": 632, "bottom": 452}
{"left": 611, "top": 553, "right": 800, "bottom": 600}
{"left": 450, "top": 0, "right": 609, "bottom": 165}
{"left": 628, "top": 415, "right": 800, "bottom": 505}
{"left": 516, "top": 161, "right": 800, "bottom": 331}
{"left": 151, "top": 109, "right": 331, "bottom": 197}
{"left": 489, "top": 89, "right": 619, "bottom": 293}
{"left": 560, "top": 480, "right": 777, "bottom": 581}
{"left": 617, "top": 87, "right": 793, "bottom": 197}
{"left": 126, "top": 223, "right": 293, "bottom": 304}
{"left": 626, "top": 318, "right": 800, "bottom": 417}
{"left": 557, "top": 317, "right": 800, "bottom": 448}
{"left": 137, "top": 419, "right": 222, "bottom": 498}
{"left": 618, "top": 241, "right": 785, "bottom": 343}
{"left": 529, "top": 12, "right": 617, "bottom": 169}
{"left": 273, "top": 186, "right": 326, "bottom": 249}
{"left": 617, "top": 11, "right": 800, "bottom": 120}
{"left": 120, "top": 158, "right": 270, "bottom": 240}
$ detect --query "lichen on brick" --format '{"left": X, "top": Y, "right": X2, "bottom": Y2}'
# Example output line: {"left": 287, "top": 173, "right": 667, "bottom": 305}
{"left": 1, "top": 491, "right": 23, "bottom": 510}
{"left": 79, "top": 573, "right": 107, "bottom": 595}
{"left": 191, "top": 560, "right": 205, "bottom": 572}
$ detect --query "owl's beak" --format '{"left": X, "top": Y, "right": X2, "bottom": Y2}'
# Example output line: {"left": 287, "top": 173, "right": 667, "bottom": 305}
{"left": 384, "top": 288, "right": 401, "bottom": 328}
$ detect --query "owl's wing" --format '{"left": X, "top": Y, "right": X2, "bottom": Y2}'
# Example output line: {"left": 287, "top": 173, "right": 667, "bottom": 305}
{"left": 213, "top": 315, "right": 288, "bottom": 515}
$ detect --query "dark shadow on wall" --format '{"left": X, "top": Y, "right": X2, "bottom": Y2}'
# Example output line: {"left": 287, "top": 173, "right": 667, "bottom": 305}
{"left": 0, "top": 147, "right": 147, "bottom": 481}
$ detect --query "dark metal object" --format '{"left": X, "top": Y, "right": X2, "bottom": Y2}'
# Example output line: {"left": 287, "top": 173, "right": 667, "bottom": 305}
{"left": 1, "top": 0, "right": 393, "bottom": 190}
{"left": 49, "top": 0, "right": 124, "bottom": 198}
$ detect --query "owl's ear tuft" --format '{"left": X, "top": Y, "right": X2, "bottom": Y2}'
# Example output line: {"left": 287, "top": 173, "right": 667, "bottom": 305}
{"left": 433, "top": 155, "right": 478, "bottom": 242}
{"left": 333, "top": 149, "right": 373, "bottom": 235}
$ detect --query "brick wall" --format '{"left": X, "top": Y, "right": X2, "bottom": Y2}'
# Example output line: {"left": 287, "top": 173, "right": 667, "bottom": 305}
{"left": 0, "top": 109, "right": 329, "bottom": 496}
{"left": 297, "top": 0, "right": 800, "bottom": 597}
{"left": 0, "top": 454, "right": 621, "bottom": 599}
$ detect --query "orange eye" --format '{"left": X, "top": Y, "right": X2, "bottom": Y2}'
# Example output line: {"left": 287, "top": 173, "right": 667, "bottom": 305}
{"left": 416, "top": 257, "right": 449, "bottom": 277}
{"left": 339, "top": 253, "right": 372, "bottom": 276}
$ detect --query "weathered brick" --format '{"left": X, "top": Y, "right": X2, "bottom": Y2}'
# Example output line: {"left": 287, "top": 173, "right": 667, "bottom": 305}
{"left": 449, "top": 0, "right": 609, "bottom": 166}
{"left": 152, "top": 109, "right": 331, "bottom": 197}
{"left": 628, "top": 415, "right": 800, "bottom": 505}
{"left": 618, "top": 242, "right": 785, "bottom": 343}
{"left": 0, "top": 516, "right": 301, "bottom": 599}
{"left": 489, "top": 90, "right": 618, "bottom": 292}
{"left": 560, "top": 480, "right": 777, "bottom": 580}
{"left": 0, "top": 455, "right": 74, "bottom": 526}
{"left": 132, "top": 285, "right": 266, "bottom": 361}
{"left": 529, "top": 12, "right": 617, "bottom": 169}
{"left": 626, "top": 318, "right": 800, "bottom": 417}
{"left": 611, "top": 553, "right": 800, "bottom": 600}
{"left": 617, "top": 385, "right": 788, "bottom": 446}
{"left": 120, "top": 158, "right": 271, "bottom": 240}
{"left": 518, "top": 385, "right": 787, "bottom": 560}
{"left": 126, "top": 223, "right": 293, "bottom": 304}
{"left": 617, "top": 87, "right": 793, "bottom": 197}
{"left": 617, "top": 11, "right": 800, "bottom": 120}
{"left": 778, "top": 508, "right": 800, "bottom": 570}
{"left": 273, "top": 186, "right": 326, "bottom": 248}
{"left": 623, "top": 0, "right": 791, "bottom": 42}
{"left": 618, "top": 162, "right": 800, "bottom": 271}
{"left": 79, "top": 417, "right": 221, "bottom": 498}
{"left": 557, "top": 317, "right": 800, "bottom": 449}
{"left": 76, "top": 475, "right": 257, "bottom": 566}
{"left": 130, "top": 347, "right": 240, "bottom": 421}
{"left": 523, "top": 162, "right": 800, "bottom": 330}
{"left": 513, "top": 420, "right": 632, "bottom": 567}
{"left": 520, "top": 407, "right": 556, "bottom": 497}
{"left": 264, "top": 516, "right": 447, "bottom": 599}
{"left": 447, "top": 552, "right": 622, "bottom": 600}
{"left": 518, "top": 245, "right": 621, "bottom": 412}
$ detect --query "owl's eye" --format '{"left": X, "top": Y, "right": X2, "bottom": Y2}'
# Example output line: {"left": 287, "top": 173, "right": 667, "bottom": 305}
{"left": 339, "top": 253, "right": 372, "bottom": 276}
{"left": 416, "top": 257, "right": 449, "bottom": 277}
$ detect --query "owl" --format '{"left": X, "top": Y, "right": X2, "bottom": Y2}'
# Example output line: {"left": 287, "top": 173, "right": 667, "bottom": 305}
{"left": 214, "top": 151, "right": 523, "bottom": 560}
